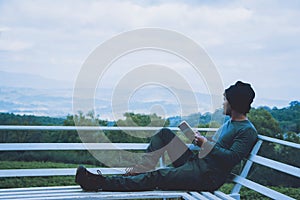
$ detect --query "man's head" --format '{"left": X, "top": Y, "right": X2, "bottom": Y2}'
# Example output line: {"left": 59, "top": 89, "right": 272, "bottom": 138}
{"left": 224, "top": 81, "right": 255, "bottom": 115}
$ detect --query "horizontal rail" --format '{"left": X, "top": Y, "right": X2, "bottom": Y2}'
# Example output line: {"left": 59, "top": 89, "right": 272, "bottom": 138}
{"left": 0, "top": 143, "right": 148, "bottom": 151}
{"left": 249, "top": 154, "right": 300, "bottom": 178}
{"left": 1, "top": 126, "right": 298, "bottom": 148}
{"left": 0, "top": 125, "right": 218, "bottom": 132}
{"left": 0, "top": 143, "right": 200, "bottom": 151}
{"left": 0, "top": 126, "right": 299, "bottom": 200}
{"left": 258, "top": 135, "right": 300, "bottom": 149}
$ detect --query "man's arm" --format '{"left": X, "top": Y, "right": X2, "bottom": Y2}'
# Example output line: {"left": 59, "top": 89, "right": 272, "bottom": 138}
{"left": 196, "top": 128, "right": 258, "bottom": 169}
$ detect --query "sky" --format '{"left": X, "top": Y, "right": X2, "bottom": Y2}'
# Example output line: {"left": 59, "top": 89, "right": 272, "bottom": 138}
{"left": 0, "top": 0, "right": 300, "bottom": 108}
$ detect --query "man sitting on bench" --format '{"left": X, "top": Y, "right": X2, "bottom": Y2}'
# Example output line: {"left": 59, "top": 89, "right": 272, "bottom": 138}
{"left": 75, "top": 81, "right": 258, "bottom": 192}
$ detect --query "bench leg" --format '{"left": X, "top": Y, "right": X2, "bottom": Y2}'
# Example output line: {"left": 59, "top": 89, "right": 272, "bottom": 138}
{"left": 229, "top": 193, "right": 240, "bottom": 200}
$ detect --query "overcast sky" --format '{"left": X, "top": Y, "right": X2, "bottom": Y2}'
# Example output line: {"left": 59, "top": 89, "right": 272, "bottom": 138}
{"left": 0, "top": 0, "right": 300, "bottom": 107}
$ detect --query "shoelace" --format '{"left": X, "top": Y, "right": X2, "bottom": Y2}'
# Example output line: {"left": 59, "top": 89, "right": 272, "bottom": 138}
{"left": 125, "top": 167, "right": 133, "bottom": 174}
{"left": 97, "top": 169, "right": 102, "bottom": 175}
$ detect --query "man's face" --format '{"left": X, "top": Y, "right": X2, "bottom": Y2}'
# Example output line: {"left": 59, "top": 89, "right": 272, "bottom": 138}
{"left": 223, "top": 96, "right": 232, "bottom": 116}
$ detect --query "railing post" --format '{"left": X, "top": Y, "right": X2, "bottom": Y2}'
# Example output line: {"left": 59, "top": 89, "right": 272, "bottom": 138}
{"left": 230, "top": 139, "right": 263, "bottom": 196}
{"left": 159, "top": 153, "right": 166, "bottom": 168}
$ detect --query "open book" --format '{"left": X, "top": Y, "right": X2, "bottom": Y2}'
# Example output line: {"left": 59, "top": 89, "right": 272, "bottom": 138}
{"left": 178, "top": 121, "right": 198, "bottom": 143}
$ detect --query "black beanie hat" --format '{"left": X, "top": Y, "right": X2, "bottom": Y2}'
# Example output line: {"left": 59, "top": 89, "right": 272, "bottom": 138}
{"left": 225, "top": 81, "right": 255, "bottom": 114}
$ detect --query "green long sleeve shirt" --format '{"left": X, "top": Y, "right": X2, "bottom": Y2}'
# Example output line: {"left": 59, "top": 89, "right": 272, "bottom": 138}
{"left": 201, "top": 119, "right": 258, "bottom": 173}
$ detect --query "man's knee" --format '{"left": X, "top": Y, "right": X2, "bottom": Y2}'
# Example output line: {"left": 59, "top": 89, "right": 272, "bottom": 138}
{"left": 157, "top": 128, "right": 176, "bottom": 142}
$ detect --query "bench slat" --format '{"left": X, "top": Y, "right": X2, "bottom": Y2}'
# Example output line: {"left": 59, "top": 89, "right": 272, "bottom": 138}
{"left": 201, "top": 192, "right": 222, "bottom": 200}
{"left": 0, "top": 125, "right": 299, "bottom": 200}
{"left": 0, "top": 186, "right": 200, "bottom": 200}
{"left": 0, "top": 185, "right": 78, "bottom": 192}
{"left": 0, "top": 168, "right": 126, "bottom": 177}
{"left": 189, "top": 191, "right": 210, "bottom": 200}
{"left": 0, "top": 188, "right": 81, "bottom": 196}
{"left": 213, "top": 191, "right": 236, "bottom": 200}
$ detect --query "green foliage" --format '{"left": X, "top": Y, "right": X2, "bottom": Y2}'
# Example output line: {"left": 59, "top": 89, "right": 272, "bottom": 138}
{"left": 219, "top": 183, "right": 267, "bottom": 200}
{"left": 269, "top": 186, "right": 300, "bottom": 200}
{"left": 219, "top": 183, "right": 300, "bottom": 200}
{"left": 0, "top": 161, "right": 97, "bottom": 188}
{"left": 248, "top": 108, "right": 281, "bottom": 138}
{"left": 247, "top": 107, "right": 300, "bottom": 187}
{"left": 120, "top": 112, "right": 169, "bottom": 127}
{"left": 173, "top": 108, "right": 225, "bottom": 127}
{"left": 64, "top": 111, "right": 108, "bottom": 126}
{"left": 0, "top": 112, "right": 64, "bottom": 125}
{"left": 269, "top": 101, "right": 300, "bottom": 133}
{"left": 0, "top": 176, "right": 75, "bottom": 189}
{"left": 105, "top": 113, "right": 169, "bottom": 143}
{"left": 0, "top": 102, "right": 300, "bottom": 190}
{"left": 0, "top": 161, "right": 96, "bottom": 169}
{"left": 1, "top": 161, "right": 299, "bottom": 200}
{"left": 0, "top": 151, "right": 105, "bottom": 166}
{"left": 284, "top": 131, "right": 300, "bottom": 143}
{"left": 197, "top": 121, "right": 221, "bottom": 128}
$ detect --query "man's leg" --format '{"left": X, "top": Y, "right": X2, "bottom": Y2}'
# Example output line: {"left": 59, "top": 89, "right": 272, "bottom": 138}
{"left": 145, "top": 128, "right": 194, "bottom": 167}
{"left": 102, "top": 159, "right": 210, "bottom": 191}
{"left": 126, "top": 128, "right": 194, "bottom": 175}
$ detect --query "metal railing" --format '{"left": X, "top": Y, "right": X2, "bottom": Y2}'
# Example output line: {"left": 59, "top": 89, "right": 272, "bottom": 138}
{"left": 0, "top": 125, "right": 299, "bottom": 200}
{"left": 0, "top": 125, "right": 215, "bottom": 178}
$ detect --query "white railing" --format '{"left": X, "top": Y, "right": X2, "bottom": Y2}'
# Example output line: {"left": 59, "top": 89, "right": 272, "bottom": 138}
{"left": 0, "top": 125, "right": 211, "bottom": 178}
{"left": 0, "top": 125, "right": 299, "bottom": 200}
{"left": 0, "top": 125, "right": 218, "bottom": 132}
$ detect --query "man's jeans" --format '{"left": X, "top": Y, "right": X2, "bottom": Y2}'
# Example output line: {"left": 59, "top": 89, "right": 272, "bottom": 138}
{"left": 101, "top": 128, "right": 217, "bottom": 191}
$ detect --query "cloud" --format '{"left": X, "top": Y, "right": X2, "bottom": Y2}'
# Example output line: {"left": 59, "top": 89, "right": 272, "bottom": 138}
{"left": 0, "top": 0, "right": 299, "bottom": 103}
{"left": 0, "top": 38, "right": 32, "bottom": 51}
{"left": 0, "top": 27, "right": 10, "bottom": 33}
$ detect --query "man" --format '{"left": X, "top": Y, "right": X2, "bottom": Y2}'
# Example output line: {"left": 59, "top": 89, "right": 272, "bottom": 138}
{"left": 75, "top": 81, "right": 258, "bottom": 192}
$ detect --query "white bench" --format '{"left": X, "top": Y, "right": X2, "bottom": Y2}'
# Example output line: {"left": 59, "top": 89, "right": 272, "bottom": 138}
{"left": 0, "top": 126, "right": 299, "bottom": 200}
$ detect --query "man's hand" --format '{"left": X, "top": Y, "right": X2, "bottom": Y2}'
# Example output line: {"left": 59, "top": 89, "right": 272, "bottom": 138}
{"left": 194, "top": 131, "right": 207, "bottom": 147}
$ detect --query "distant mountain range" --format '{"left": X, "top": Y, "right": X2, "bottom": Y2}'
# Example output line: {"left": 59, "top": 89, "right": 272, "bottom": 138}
{"left": 0, "top": 71, "right": 291, "bottom": 119}
{"left": 0, "top": 70, "right": 72, "bottom": 89}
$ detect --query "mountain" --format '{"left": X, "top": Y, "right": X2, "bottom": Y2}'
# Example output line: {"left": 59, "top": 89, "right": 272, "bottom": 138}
{"left": 0, "top": 70, "right": 72, "bottom": 89}
{"left": 0, "top": 87, "right": 73, "bottom": 117}
{"left": 0, "top": 86, "right": 213, "bottom": 118}
{"left": 0, "top": 71, "right": 292, "bottom": 119}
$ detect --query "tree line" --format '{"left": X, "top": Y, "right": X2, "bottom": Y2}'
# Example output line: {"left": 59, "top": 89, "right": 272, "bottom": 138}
{"left": 0, "top": 101, "right": 299, "bottom": 187}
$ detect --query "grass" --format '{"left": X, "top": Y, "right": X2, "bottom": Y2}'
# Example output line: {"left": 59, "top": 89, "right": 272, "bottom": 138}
{"left": 0, "top": 161, "right": 91, "bottom": 169}
{"left": 0, "top": 161, "right": 98, "bottom": 189}
{"left": 219, "top": 183, "right": 300, "bottom": 200}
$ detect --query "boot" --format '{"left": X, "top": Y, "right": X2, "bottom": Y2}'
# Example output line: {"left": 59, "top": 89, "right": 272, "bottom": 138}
{"left": 75, "top": 165, "right": 105, "bottom": 191}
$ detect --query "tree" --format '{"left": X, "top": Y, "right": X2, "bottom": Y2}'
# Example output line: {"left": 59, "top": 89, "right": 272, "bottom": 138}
{"left": 247, "top": 108, "right": 299, "bottom": 187}
{"left": 269, "top": 101, "right": 300, "bottom": 133}
{"left": 105, "top": 113, "right": 169, "bottom": 143}
{"left": 248, "top": 108, "right": 281, "bottom": 138}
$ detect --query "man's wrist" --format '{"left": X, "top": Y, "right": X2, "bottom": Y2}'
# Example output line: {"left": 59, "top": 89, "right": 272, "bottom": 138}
{"left": 200, "top": 137, "right": 208, "bottom": 147}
